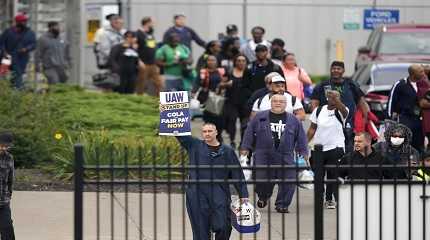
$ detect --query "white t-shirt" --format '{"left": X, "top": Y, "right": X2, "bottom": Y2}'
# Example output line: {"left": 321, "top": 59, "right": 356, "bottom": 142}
{"left": 252, "top": 92, "right": 303, "bottom": 113}
{"left": 309, "top": 105, "right": 349, "bottom": 151}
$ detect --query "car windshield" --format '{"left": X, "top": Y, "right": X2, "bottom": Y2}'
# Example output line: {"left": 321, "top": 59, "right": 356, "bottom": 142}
{"left": 372, "top": 65, "right": 409, "bottom": 86}
{"left": 379, "top": 31, "right": 430, "bottom": 54}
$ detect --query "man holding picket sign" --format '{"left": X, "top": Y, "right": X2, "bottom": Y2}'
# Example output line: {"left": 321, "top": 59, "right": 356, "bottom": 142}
{"left": 159, "top": 91, "right": 256, "bottom": 239}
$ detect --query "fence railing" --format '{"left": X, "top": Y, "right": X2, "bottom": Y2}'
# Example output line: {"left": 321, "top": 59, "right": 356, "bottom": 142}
{"left": 74, "top": 144, "right": 430, "bottom": 240}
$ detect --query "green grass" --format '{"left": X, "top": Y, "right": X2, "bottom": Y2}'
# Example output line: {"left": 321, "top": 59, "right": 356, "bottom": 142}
{"left": 49, "top": 85, "right": 160, "bottom": 139}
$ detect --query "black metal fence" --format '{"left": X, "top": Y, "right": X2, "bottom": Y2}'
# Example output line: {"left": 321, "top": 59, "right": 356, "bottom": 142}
{"left": 74, "top": 144, "right": 430, "bottom": 240}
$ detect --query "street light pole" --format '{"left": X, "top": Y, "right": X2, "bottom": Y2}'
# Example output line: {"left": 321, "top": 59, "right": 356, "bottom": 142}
{"left": 66, "top": 0, "right": 82, "bottom": 86}
{"left": 242, "top": 0, "right": 247, "bottom": 40}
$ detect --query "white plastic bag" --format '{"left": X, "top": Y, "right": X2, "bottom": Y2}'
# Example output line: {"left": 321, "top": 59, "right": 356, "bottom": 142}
{"left": 239, "top": 155, "right": 252, "bottom": 181}
{"left": 298, "top": 170, "right": 314, "bottom": 190}
{"left": 230, "top": 199, "right": 261, "bottom": 233}
{"left": 189, "top": 98, "right": 201, "bottom": 110}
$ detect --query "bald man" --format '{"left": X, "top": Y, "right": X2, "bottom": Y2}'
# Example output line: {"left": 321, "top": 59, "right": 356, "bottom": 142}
{"left": 241, "top": 93, "right": 308, "bottom": 213}
{"left": 176, "top": 123, "right": 248, "bottom": 240}
{"left": 388, "top": 64, "right": 426, "bottom": 153}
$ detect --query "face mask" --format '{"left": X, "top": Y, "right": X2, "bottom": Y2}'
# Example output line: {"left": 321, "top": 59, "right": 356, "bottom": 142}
{"left": 16, "top": 23, "right": 26, "bottom": 30}
{"left": 50, "top": 29, "right": 60, "bottom": 37}
{"left": 391, "top": 137, "right": 405, "bottom": 146}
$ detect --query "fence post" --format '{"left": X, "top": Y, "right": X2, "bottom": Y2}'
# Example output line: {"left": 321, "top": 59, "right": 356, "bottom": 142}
{"left": 74, "top": 144, "right": 84, "bottom": 240}
{"left": 313, "top": 144, "right": 324, "bottom": 240}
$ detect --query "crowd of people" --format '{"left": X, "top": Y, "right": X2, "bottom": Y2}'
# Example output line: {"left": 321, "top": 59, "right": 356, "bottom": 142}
{"left": 2, "top": 12, "right": 430, "bottom": 240}
{"left": 0, "top": 14, "right": 70, "bottom": 88}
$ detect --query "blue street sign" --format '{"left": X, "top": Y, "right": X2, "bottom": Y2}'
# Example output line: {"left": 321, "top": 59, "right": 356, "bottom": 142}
{"left": 363, "top": 9, "right": 399, "bottom": 30}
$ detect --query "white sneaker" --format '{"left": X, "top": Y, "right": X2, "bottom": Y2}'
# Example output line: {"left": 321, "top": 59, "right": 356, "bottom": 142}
{"left": 325, "top": 200, "right": 336, "bottom": 209}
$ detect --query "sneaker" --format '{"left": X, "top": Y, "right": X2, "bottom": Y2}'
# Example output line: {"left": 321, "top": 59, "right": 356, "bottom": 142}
{"left": 325, "top": 200, "right": 336, "bottom": 209}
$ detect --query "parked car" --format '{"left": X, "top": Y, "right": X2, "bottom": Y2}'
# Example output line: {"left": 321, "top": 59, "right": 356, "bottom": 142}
{"left": 355, "top": 24, "right": 430, "bottom": 70}
{"left": 351, "top": 62, "right": 412, "bottom": 119}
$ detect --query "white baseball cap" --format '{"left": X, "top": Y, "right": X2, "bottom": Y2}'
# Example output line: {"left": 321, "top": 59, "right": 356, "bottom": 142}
{"left": 271, "top": 75, "right": 286, "bottom": 83}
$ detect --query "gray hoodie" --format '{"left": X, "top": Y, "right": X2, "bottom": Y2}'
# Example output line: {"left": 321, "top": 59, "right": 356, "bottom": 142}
{"left": 35, "top": 32, "right": 71, "bottom": 70}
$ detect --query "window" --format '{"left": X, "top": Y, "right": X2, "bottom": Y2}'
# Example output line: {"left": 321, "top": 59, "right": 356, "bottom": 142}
{"left": 379, "top": 32, "right": 430, "bottom": 54}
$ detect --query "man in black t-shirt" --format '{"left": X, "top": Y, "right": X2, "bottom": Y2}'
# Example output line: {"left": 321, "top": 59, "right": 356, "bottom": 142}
{"left": 136, "top": 17, "right": 162, "bottom": 96}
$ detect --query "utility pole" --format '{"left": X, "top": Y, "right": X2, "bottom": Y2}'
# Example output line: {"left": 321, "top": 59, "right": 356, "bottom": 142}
{"left": 372, "top": 0, "right": 377, "bottom": 8}
{"left": 242, "top": 0, "right": 247, "bottom": 39}
{"left": 66, "top": 0, "right": 82, "bottom": 86}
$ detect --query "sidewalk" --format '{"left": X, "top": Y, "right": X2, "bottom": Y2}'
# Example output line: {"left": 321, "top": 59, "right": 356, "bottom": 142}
{"left": 12, "top": 188, "right": 336, "bottom": 240}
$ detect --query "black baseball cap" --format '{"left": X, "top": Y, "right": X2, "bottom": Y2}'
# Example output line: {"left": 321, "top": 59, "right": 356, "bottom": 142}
{"left": 255, "top": 44, "right": 268, "bottom": 52}
{"left": 226, "top": 24, "right": 238, "bottom": 33}
{"left": 0, "top": 131, "right": 13, "bottom": 145}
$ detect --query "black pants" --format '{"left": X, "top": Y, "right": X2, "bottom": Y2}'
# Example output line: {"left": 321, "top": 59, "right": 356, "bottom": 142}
{"left": 222, "top": 102, "right": 248, "bottom": 144}
{"left": 117, "top": 71, "right": 137, "bottom": 94}
{"left": 203, "top": 110, "right": 224, "bottom": 142}
{"left": 310, "top": 147, "right": 345, "bottom": 202}
{"left": 0, "top": 204, "right": 15, "bottom": 240}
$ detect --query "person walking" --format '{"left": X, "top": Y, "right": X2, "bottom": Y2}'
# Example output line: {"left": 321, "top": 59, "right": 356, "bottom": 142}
{"left": 241, "top": 94, "right": 308, "bottom": 213}
{"left": 221, "top": 24, "right": 246, "bottom": 45}
{"left": 242, "top": 44, "right": 284, "bottom": 100}
{"left": 163, "top": 14, "right": 206, "bottom": 53}
{"left": 222, "top": 54, "right": 249, "bottom": 148}
{"left": 176, "top": 123, "right": 249, "bottom": 240}
{"left": 93, "top": 14, "right": 125, "bottom": 69}
{"left": 240, "top": 26, "right": 271, "bottom": 62}
{"left": 219, "top": 37, "right": 241, "bottom": 73}
{"left": 270, "top": 38, "right": 286, "bottom": 67}
{"left": 108, "top": 31, "right": 141, "bottom": 94}
{"left": 0, "top": 14, "right": 36, "bottom": 89}
{"left": 155, "top": 33, "right": 191, "bottom": 91}
{"left": 250, "top": 74, "right": 305, "bottom": 121}
{"left": 388, "top": 64, "right": 426, "bottom": 153}
{"left": 311, "top": 61, "right": 370, "bottom": 152}
{"left": 282, "top": 53, "right": 312, "bottom": 101}
{"left": 135, "top": 17, "right": 162, "bottom": 96}
{"left": 196, "top": 40, "right": 222, "bottom": 73}
{"left": 0, "top": 131, "right": 15, "bottom": 240}
{"left": 192, "top": 55, "right": 227, "bottom": 141}
{"left": 307, "top": 90, "right": 349, "bottom": 209}
{"left": 35, "top": 21, "right": 71, "bottom": 84}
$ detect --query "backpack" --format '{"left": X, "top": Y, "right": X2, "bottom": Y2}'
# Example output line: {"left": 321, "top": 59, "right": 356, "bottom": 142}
{"left": 315, "top": 105, "right": 344, "bottom": 127}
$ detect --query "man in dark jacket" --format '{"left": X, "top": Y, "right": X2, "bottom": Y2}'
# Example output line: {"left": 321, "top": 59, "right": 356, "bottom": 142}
{"left": 387, "top": 64, "right": 426, "bottom": 153}
{"left": 163, "top": 14, "right": 206, "bottom": 53}
{"left": 35, "top": 21, "right": 71, "bottom": 84}
{"left": 242, "top": 44, "right": 284, "bottom": 99}
{"left": 339, "top": 132, "right": 386, "bottom": 180}
{"left": 0, "top": 131, "right": 15, "bottom": 240}
{"left": 240, "top": 94, "right": 308, "bottom": 213}
{"left": 176, "top": 123, "right": 248, "bottom": 240}
{"left": 0, "top": 14, "right": 36, "bottom": 89}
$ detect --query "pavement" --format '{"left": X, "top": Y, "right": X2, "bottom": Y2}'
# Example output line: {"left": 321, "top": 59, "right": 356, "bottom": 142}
{"left": 11, "top": 117, "right": 337, "bottom": 240}
{"left": 12, "top": 188, "right": 337, "bottom": 240}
